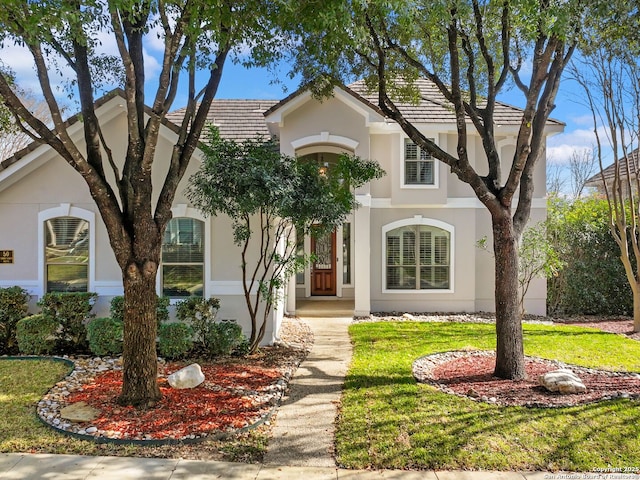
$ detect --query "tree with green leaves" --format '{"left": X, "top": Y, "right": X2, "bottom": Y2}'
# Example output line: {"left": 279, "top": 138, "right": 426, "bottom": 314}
{"left": 289, "top": 0, "right": 584, "bottom": 379}
{"left": 0, "top": 0, "right": 287, "bottom": 407}
{"left": 572, "top": 28, "right": 640, "bottom": 330}
{"left": 188, "top": 130, "right": 384, "bottom": 352}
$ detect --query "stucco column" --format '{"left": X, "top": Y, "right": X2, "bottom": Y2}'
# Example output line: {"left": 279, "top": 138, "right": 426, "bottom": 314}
{"left": 286, "top": 270, "right": 296, "bottom": 315}
{"left": 354, "top": 194, "right": 371, "bottom": 317}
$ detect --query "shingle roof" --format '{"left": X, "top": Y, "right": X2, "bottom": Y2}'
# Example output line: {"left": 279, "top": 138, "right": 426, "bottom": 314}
{"left": 166, "top": 99, "right": 279, "bottom": 142}
{"left": 347, "top": 78, "right": 564, "bottom": 126}
{"left": 585, "top": 148, "right": 640, "bottom": 186}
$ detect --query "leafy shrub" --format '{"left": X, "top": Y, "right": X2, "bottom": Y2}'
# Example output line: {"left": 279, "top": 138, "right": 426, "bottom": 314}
{"left": 0, "top": 286, "right": 30, "bottom": 354}
{"left": 87, "top": 317, "right": 123, "bottom": 356}
{"left": 110, "top": 295, "right": 170, "bottom": 327}
{"left": 175, "top": 297, "right": 220, "bottom": 350}
{"left": 37, "top": 292, "right": 96, "bottom": 353}
{"left": 547, "top": 195, "right": 633, "bottom": 316}
{"left": 204, "top": 320, "right": 248, "bottom": 357}
{"left": 158, "top": 322, "right": 194, "bottom": 359}
{"left": 16, "top": 314, "right": 59, "bottom": 355}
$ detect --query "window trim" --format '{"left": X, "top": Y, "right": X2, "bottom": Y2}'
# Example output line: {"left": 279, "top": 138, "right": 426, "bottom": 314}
{"left": 38, "top": 204, "right": 96, "bottom": 296}
{"left": 400, "top": 137, "right": 439, "bottom": 190}
{"left": 381, "top": 216, "right": 454, "bottom": 294}
{"left": 158, "top": 206, "right": 210, "bottom": 302}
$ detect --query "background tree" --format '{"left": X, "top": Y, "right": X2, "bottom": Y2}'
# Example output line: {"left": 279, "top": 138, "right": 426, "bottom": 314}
{"left": 290, "top": 0, "right": 583, "bottom": 379}
{"left": 573, "top": 44, "right": 640, "bottom": 331}
{"left": 0, "top": 0, "right": 286, "bottom": 406}
{"left": 546, "top": 194, "right": 633, "bottom": 316}
{"left": 188, "top": 130, "right": 384, "bottom": 352}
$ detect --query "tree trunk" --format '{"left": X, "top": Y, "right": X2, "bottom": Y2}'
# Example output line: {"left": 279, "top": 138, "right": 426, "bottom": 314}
{"left": 492, "top": 209, "right": 526, "bottom": 380}
{"left": 117, "top": 260, "right": 162, "bottom": 407}
{"left": 634, "top": 282, "right": 640, "bottom": 333}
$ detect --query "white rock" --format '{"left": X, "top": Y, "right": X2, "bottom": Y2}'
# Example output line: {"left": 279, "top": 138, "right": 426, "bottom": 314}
{"left": 167, "top": 363, "right": 205, "bottom": 389}
{"left": 538, "top": 369, "right": 587, "bottom": 394}
{"left": 85, "top": 426, "right": 98, "bottom": 434}
{"left": 402, "top": 313, "right": 415, "bottom": 320}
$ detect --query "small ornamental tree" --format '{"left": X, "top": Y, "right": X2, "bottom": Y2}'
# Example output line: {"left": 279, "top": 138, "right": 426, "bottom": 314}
{"left": 188, "top": 130, "right": 384, "bottom": 352}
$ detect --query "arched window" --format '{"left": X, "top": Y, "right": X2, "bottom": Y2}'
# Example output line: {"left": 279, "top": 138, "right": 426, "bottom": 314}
{"left": 161, "top": 217, "right": 204, "bottom": 298}
{"left": 44, "top": 216, "right": 90, "bottom": 292}
{"left": 384, "top": 218, "right": 453, "bottom": 291}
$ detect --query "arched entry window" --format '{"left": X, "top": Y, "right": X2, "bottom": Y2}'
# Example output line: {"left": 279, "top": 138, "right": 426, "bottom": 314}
{"left": 161, "top": 217, "right": 204, "bottom": 298}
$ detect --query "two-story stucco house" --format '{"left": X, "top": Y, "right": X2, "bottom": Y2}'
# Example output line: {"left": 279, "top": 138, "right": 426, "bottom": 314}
{"left": 0, "top": 79, "right": 562, "bottom": 344}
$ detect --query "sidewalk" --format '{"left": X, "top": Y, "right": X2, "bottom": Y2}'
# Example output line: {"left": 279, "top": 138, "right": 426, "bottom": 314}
{"left": 0, "top": 316, "right": 559, "bottom": 479}
{"left": 0, "top": 453, "right": 552, "bottom": 479}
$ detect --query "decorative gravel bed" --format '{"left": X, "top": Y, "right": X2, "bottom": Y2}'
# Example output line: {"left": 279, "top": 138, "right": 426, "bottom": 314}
{"left": 413, "top": 350, "right": 640, "bottom": 407}
{"left": 36, "top": 316, "right": 313, "bottom": 443}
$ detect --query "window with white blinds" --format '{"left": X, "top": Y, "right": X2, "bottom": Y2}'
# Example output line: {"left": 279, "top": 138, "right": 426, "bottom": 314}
{"left": 45, "top": 217, "right": 89, "bottom": 292}
{"left": 161, "top": 218, "right": 204, "bottom": 298}
{"left": 404, "top": 139, "right": 434, "bottom": 185}
{"left": 386, "top": 224, "right": 450, "bottom": 289}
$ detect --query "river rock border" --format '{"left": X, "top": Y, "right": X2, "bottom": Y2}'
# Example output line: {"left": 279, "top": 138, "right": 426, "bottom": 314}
{"left": 32, "top": 355, "right": 294, "bottom": 445}
{"left": 413, "top": 349, "right": 640, "bottom": 408}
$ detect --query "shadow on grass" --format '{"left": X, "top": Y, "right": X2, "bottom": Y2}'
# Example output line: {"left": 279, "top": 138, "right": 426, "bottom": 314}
{"left": 339, "top": 321, "right": 640, "bottom": 471}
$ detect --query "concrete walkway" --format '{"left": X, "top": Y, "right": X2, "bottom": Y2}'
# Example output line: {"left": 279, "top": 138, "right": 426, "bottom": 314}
{"left": 264, "top": 316, "right": 353, "bottom": 467}
{"left": 0, "top": 315, "right": 572, "bottom": 479}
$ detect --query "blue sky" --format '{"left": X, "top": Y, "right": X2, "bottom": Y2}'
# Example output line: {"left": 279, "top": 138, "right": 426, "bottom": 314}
{"left": 214, "top": 61, "right": 600, "bottom": 173}
{"left": 2, "top": 34, "right": 598, "bottom": 174}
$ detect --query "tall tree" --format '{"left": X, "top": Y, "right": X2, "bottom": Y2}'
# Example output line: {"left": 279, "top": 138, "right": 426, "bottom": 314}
{"left": 0, "top": 0, "right": 285, "bottom": 406}
{"left": 290, "top": 0, "right": 583, "bottom": 379}
{"left": 573, "top": 43, "right": 640, "bottom": 331}
{"left": 188, "top": 131, "right": 384, "bottom": 352}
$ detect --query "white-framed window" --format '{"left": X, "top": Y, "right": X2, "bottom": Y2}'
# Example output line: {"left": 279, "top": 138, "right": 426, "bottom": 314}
{"left": 39, "top": 205, "right": 96, "bottom": 296}
{"left": 403, "top": 138, "right": 436, "bottom": 186}
{"left": 44, "top": 217, "right": 90, "bottom": 292}
{"left": 383, "top": 217, "right": 453, "bottom": 292}
{"left": 161, "top": 217, "right": 204, "bottom": 298}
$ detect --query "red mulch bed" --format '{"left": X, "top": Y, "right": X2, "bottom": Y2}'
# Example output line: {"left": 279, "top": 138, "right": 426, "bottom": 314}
{"left": 418, "top": 318, "right": 640, "bottom": 407}
{"left": 427, "top": 353, "right": 640, "bottom": 407}
{"left": 66, "top": 362, "right": 282, "bottom": 440}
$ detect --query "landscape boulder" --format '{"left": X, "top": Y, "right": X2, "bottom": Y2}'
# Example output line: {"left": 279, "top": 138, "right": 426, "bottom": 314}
{"left": 538, "top": 368, "right": 587, "bottom": 394}
{"left": 167, "top": 363, "right": 205, "bottom": 389}
{"left": 60, "top": 401, "right": 100, "bottom": 422}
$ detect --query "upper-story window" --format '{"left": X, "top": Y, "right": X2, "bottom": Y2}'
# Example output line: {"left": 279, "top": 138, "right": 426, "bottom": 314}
{"left": 44, "top": 217, "right": 89, "bottom": 292}
{"left": 161, "top": 217, "right": 204, "bottom": 298}
{"left": 404, "top": 139, "right": 435, "bottom": 186}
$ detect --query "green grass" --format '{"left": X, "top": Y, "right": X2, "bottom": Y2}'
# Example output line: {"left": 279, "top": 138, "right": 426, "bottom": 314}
{"left": 0, "top": 358, "right": 268, "bottom": 461}
{"left": 337, "top": 321, "right": 640, "bottom": 471}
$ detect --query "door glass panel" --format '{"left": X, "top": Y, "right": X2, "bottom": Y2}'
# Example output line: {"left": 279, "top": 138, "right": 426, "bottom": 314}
{"left": 313, "top": 231, "right": 333, "bottom": 270}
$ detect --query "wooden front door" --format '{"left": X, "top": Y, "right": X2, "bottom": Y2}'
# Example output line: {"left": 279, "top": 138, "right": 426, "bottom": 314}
{"left": 311, "top": 229, "right": 336, "bottom": 296}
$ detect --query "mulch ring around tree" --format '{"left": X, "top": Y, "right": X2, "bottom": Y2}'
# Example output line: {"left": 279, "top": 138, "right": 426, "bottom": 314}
{"left": 36, "top": 317, "right": 313, "bottom": 444}
{"left": 413, "top": 350, "right": 640, "bottom": 408}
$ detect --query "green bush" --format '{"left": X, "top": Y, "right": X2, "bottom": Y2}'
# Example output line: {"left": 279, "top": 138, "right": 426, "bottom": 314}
{"left": 37, "top": 292, "right": 96, "bottom": 353}
{"left": 110, "top": 295, "right": 170, "bottom": 327}
{"left": 175, "top": 297, "right": 220, "bottom": 351}
{"left": 0, "top": 286, "right": 30, "bottom": 354}
{"left": 205, "top": 320, "right": 248, "bottom": 357}
{"left": 158, "top": 322, "right": 193, "bottom": 359}
{"left": 87, "top": 317, "right": 123, "bottom": 356}
{"left": 547, "top": 195, "right": 633, "bottom": 316}
{"left": 16, "top": 314, "right": 59, "bottom": 355}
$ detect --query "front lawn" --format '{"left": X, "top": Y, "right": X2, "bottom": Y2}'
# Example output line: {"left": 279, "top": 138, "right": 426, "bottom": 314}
{"left": 337, "top": 321, "right": 640, "bottom": 471}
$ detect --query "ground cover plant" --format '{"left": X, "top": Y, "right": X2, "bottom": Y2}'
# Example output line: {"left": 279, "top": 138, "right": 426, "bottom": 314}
{"left": 337, "top": 321, "right": 640, "bottom": 471}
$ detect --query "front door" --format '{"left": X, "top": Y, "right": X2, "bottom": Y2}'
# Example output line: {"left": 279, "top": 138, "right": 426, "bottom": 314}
{"left": 311, "top": 229, "right": 336, "bottom": 296}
